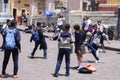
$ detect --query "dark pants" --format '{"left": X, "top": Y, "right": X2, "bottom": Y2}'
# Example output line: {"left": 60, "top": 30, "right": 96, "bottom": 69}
{"left": 88, "top": 42, "right": 99, "bottom": 60}
{"left": 54, "top": 48, "right": 71, "bottom": 74}
{"left": 20, "top": 19, "right": 22, "bottom": 25}
{"left": 31, "top": 41, "right": 40, "bottom": 56}
{"left": 58, "top": 25, "right": 63, "bottom": 31}
{"left": 31, "top": 41, "right": 47, "bottom": 57}
{"left": 2, "top": 48, "right": 19, "bottom": 75}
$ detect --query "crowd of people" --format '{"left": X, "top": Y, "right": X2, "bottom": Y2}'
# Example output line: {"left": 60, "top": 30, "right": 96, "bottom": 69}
{"left": 0, "top": 15, "right": 110, "bottom": 78}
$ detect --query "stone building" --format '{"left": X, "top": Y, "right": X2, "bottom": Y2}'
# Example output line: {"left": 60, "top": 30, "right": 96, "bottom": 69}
{"left": 98, "top": 0, "right": 120, "bottom": 12}
{"left": 0, "top": 0, "right": 3, "bottom": 12}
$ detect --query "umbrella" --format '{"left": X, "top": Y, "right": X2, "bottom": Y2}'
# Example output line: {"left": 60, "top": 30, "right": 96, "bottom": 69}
{"left": 43, "top": 10, "right": 53, "bottom": 16}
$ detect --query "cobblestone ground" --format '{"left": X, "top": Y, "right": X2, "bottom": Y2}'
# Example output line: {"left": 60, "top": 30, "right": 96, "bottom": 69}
{"left": 0, "top": 26, "right": 120, "bottom": 80}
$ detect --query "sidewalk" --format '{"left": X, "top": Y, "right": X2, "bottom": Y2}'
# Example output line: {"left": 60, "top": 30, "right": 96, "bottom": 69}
{"left": 17, "top": 25, "right": 120, "bottom": 52}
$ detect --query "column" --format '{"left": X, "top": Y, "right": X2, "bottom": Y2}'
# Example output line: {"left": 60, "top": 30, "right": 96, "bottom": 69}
{"left": 80, "top": 0, "right": 83, "bottom": 12}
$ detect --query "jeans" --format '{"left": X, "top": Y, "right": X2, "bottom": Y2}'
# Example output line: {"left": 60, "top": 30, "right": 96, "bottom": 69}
{"left": 55, "top": 48, "right": 71, "bottom": 74}
{"left": 43, "top": 49, "right": 47, "bottom": 58}
{"left": 31, "top": 41, "right": 47, "bottom": 57}
{"left": 31, "top": 41, "right": 40, "bottom": 56}
{"left": 88, "top": 42, "right": 99, "bottom": 60}
{"left": 2, "top": 48, "right": 19, "bottom": 75}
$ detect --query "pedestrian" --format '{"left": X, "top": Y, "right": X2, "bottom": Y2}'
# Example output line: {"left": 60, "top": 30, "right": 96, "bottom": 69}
{"left": 0, "top": 20, "right": 21, "bottom": 78}
{"left": 0, "top": 19, "right": 11, "bottom": 51}
{"left": 87, "top": 24, "right": 102, "bottom": 63}
{"left": 82, "top": 16, "right": 92, "bottom": 41}
{"left": 97, "top": 20, "right": 108, "bottom": 53}
{"left": 53, "top": 24, "right": 73, "bottom": 77}
{"left": 19, "top": 14, "right": 24, "bottom": 25}
{"left": 26, "top": 13, "right": 30, "bottom": 26}
{"left": 73, "top": 24, "right": 85, "bottom": 69}
{"left": 30, "top": 22, "right": 48, "bottom": 59}
{"left": 57, "top": 15, "right": 65, "bottom": 31}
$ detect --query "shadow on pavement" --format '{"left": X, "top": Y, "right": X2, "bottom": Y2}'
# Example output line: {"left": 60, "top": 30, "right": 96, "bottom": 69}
{"left": 28, "top": 56, "right": 46, "bottom": 59}
{"left": 83, "top": 60, "right": 95, "bottom": 63}
{"left": 116, "top": 53, "right": 120, "bottom": 54}
{"left": 0, "top": 73, "right": 13, "bottom": 78}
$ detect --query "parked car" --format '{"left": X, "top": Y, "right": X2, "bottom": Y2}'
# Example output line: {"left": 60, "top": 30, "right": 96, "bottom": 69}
{"left": 0, "top": 12, "right": 13, "bottom": 26}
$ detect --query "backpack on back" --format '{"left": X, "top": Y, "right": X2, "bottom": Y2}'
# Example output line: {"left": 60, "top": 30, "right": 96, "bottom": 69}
{"left": 5, "top": 29, "right": 16, "bottom": 49}
{"left": 32, "top": 30, "right": 40, "bottom": 41}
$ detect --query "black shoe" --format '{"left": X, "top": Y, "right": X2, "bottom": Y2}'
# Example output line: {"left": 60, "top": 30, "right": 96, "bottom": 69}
{"left": 66, "top": 73, "right": 70, "bottom": 77}
{"left": 29, "top": 56, "right": 34, "bottom": 59}
{"left": 73, "top": 66, "right": 79, "bottom": 69}
{"left": 53, "top": 73, "right": 58, "bottom": 77}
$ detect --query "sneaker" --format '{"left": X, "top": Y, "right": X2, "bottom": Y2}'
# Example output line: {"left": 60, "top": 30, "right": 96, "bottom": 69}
{"left": 13, "top": 75, "right": 18, "bottom": 78}
{"left": 53, "top": 73, "right": 58, "bottom": 77}
{"left": 65, "top": 73, "right": 70, "bottom": 77}
{"left": 0, "top": 74, "right": 5, "bottom": 78}
{"left": 77, "top": 66, "right": 83, "bottom": 70}
{"left": 30, "top": 55, "right": 34, "bottom": 59}
{"left": 95, "top": 60, "right": 101, "bottom": 63}
{"left": 72, "top": 66, "right": 79, "bottom": 69}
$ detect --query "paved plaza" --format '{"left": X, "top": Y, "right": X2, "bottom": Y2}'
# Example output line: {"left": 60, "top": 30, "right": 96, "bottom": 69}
{"left": 0, "top": 25, "right": 120, "bottom": 80}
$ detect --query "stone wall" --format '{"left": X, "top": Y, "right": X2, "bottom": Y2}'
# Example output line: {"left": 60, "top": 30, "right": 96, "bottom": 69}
{"left": 68, "top": 11, "right": 117, "bottom": 27}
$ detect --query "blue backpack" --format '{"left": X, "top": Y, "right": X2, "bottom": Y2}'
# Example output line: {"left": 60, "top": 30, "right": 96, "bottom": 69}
{"left": 32, "top": 30, "right": 40, "bottom": 41}
{"left": 5, "top": 29, "right": 16, "bottom": 49}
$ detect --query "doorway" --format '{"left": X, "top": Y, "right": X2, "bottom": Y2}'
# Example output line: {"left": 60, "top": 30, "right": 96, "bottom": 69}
{"left": 22, "top": 9, "right": 25, "bottom": 14}
{"left": 13, "top": 8, "right": 17, "bottom": 20}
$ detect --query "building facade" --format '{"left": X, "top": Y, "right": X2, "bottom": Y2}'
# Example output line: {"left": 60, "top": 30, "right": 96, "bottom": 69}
{"left": 0, "top": 0, "right": 3, "bottom": 12}
{"left": 99, "top": 0, "right": 120, "bottom": 12}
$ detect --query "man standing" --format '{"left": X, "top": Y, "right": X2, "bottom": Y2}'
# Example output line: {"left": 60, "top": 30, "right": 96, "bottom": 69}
{"left": 0, "top": 19, "right": 11, "bottom": 50}
{"left": 53, "top": 24, "right": 73, "bottom": 77}
{"left": 0, "top": 20, "right": 21, "bottom": 78}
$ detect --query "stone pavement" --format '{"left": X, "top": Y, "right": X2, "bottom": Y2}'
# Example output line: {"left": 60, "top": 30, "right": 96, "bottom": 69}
{"left": 0, "top": 25, "right": 120, "bottom": 80}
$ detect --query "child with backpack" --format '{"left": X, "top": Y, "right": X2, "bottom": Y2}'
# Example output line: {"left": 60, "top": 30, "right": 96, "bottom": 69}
{"left": 0, "top": 20, "right": 21, "bottom": 78}
{"left": 30, "top": 22, "right": 48, "bottom": 59}
{"left": 53, "top": 24, "right": 73, "bottom": 77}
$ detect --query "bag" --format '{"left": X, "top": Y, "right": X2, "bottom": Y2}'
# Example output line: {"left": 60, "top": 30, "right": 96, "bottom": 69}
{"left": 32, "top": 30, "right": 40, "bottom": 41}
{"left": 4, "top": 29, "right": 16, "bottom": 49}
{"left": 85, "top": 64, "right": 96, "bottom": 72}
{"left": 79, "top": 67, "right": 92, "bottom": 74}
{"left": 80, "top": 44, "right": 86, "bottom": 54}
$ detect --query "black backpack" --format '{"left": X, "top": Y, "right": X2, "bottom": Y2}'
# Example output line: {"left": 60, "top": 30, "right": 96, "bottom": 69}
{"left": 78, "top": 67, "right": 92, "bottom": 74}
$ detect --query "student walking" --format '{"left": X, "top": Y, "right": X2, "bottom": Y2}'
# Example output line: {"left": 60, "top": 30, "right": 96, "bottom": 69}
{"left": 0, "top": 20, "right": 21, "bottom": 78}
{"left": 53, "top": 24, "right": 73, "bottom": 77}
{"left": 30, "top": 22, "right": 48, "bottom": 59}
{"left": 73, "top": 24, "right": 85, "bottom": 69}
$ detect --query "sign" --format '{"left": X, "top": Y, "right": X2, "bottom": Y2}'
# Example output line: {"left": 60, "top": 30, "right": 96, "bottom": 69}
{"left": 117, "top": 8, "right": 120, "bottom": 40}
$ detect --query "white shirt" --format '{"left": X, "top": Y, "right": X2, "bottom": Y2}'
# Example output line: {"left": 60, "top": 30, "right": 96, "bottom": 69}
{"left": 2, "top": 24, "right": 8, "bottom": 30}
{"left": 97, "top": 24, "right": 104, "bottom": 33}
{"left": 84, "top": 19, "right": 92, "bottom": 30}
{"left": 57, "top": 17, "right": 65, "bottom": 26}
